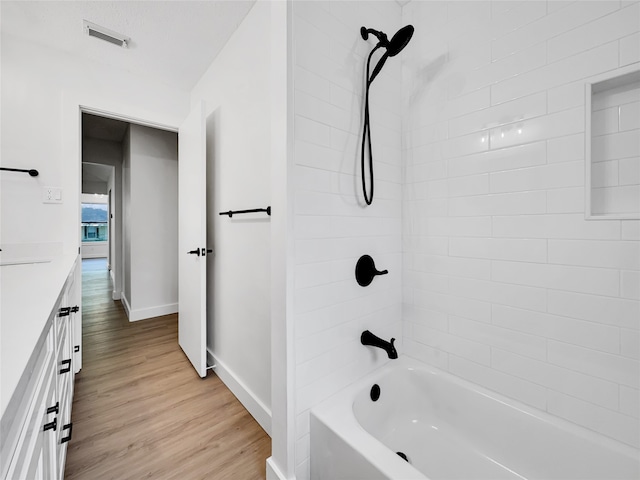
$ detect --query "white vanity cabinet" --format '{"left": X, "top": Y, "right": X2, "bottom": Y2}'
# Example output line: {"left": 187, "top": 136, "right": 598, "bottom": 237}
{"left": 0, "top": 256, "right": 80, "bottom": 480}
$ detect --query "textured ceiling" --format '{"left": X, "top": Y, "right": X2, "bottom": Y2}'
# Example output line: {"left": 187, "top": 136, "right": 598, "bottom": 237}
{"left": 1, "top": 1, "right": 256, "bottom": 91}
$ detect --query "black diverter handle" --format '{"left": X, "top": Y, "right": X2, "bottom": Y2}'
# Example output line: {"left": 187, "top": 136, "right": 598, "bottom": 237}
{"left": 355, "top": 254, "right": 388, "bottom": 287}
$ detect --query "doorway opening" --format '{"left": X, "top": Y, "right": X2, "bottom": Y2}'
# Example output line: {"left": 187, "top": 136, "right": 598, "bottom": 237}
{"left": 80, "top": 112, "right": 179, "bottom": 322}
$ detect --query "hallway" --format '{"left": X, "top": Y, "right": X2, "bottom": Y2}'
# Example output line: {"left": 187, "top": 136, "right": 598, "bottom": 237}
{"left": 65, "top": 259, "right": 271, "bottom": 479}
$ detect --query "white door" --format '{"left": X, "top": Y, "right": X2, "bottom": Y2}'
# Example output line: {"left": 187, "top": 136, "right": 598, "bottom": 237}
{"left": 178, "top": 101, "right": 207, "bottom": 377}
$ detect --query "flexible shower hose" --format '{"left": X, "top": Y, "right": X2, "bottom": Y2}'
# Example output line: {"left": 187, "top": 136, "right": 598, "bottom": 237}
{"left": 361, "top": 45, "right": 382, "bottom": 206}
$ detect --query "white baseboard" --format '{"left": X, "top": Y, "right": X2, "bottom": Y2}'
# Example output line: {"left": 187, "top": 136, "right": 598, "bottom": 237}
{"left": 208, "top": 349, "right": 272, "bottom": 437}
{"left": 127, "top": 303, "right": 178, "bottom": 322}
{"left": 266, "top": 457, "right": 289, "bottom": 480}
{"left": 121, "top": 293, "right": 132, "bottom": 320}
{"left": 109, "top": 270, "right": 121, "bottom": 300}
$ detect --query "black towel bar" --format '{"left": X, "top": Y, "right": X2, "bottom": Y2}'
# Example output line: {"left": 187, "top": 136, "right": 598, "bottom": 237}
{"left": 0, "top": 167, "right": 39, "bottom": 176}
{"left": 219, "top": 206, "right": 271, "bottom": 218}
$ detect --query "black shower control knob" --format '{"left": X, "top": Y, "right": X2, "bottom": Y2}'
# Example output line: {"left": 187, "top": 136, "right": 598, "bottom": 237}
{"left": 355, "top": 254, "right": 388, "bottom": 287}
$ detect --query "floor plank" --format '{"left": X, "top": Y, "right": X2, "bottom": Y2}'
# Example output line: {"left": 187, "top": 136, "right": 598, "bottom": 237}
{"left": 65, "top": 258, "right": 271, "bottom": 480}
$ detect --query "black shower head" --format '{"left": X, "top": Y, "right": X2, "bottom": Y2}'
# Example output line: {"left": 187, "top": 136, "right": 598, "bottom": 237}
{"left": 361, "top": 24, "right": 414, "bottom": 85}
{"left": 360, "top": 25, "right": 414, "bottom": 56}
{"left": 360, "top": 24, "right": 415, "bottom": 205}
{"left": 387, "top": 25, "right": 414, "bottom": 57}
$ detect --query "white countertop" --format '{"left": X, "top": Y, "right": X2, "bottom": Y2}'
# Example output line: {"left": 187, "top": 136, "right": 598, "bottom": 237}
{"left": 0, "top": 254, "right": 78, "bottom": 418}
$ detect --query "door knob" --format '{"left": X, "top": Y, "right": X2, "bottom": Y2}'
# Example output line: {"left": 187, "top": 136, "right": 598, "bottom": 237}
{"left": 187, "top": 249, "right": 200, "bottom": 256}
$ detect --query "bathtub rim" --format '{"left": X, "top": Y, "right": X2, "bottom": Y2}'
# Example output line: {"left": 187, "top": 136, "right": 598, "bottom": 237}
{"left": 310, "top": 355, "right": 639, "bottom": 479}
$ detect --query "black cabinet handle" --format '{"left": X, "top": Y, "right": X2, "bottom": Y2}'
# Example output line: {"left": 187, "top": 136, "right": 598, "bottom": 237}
{"left": 187, "top": 249, "right": 200, "bottom": 256}
{"left": 59, "top": 359, "right": 71, "bottom": 374}
{"left": 46, "top": 402, "right": 59, "bottom": 415}
{"left": 58, "top": 307, "right": 71, "bottom": 317}
{"left": 74, "top": 345, "right": 80, "bottom": 353}
{"left": 71, "top": 306, "right": 79, "bottom": 313}
{"left": 43, "top": 418, "right": 57, "bottom": 432}
{"left": 61, "top": 423, "right": 73, "bottom": 443}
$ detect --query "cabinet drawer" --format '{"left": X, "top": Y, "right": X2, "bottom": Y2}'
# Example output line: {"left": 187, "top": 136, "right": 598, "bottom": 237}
{"left": 56, "top": 321, "right": 73, "bottom": 401}
{"left": 55, "top": 310, "right": 69, "bottom": 347}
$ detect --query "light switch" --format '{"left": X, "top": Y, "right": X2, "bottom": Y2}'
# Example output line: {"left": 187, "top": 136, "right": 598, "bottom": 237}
{"left": 43, "top": 187, "right": 63, "bottom": 204}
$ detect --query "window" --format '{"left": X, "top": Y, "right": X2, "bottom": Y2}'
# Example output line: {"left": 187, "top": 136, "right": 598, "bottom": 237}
{"left": 81, "top": 203, "right": 108, "bottom": 242}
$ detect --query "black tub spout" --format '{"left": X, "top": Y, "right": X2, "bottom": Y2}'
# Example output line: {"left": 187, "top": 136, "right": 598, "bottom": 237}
{"left": 361, "top": 330, "right": 398, "bottom": 359}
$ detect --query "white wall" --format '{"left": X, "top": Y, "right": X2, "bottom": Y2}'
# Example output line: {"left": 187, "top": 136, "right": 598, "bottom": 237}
{"left": 123, "top": 128, "right": 132, "bottom": 306}
{"left": 122, "top": 124, "right": 179, "bottom": 321}
{"left": 82, "top": 180, "right": 108, "bottom": 195}
{"left": 82, "top": 139, "right": 123, "bottom": 289}
{"left": 402, "top": 0, "right": 640, "bottom": 449}
{"left": 290, "top": 2, "right": 403, "bottom": 478}
{"left": 104, "top": 148, "right": 120, "bottom": 287}
{"left": 190, "top": 1, "right": 272, "bottom": 434}
{"left": 0, "top": 32, "right": 188, "bottom": 258}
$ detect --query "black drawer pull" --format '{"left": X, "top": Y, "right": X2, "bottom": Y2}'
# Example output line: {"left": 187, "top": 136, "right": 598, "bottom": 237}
{"left": 74, "top": 345, "right": 80, "bottom": 353}
{"left": 59, "top": 359, "right": 71, "bottom": 374}
{"left": 58, "top": 307, "right": 71, "bottom": 317}
{"left": 46, "top": 402, "right": 59, "bottom": 415}
{"left": 71, "top": 305, "right": 79, "bottom": 313}
{"left": 43, "top": 418, "right": 57, "bottom": 432}
{"left": 61, "top": 423, "right": 73, "bottom": 443}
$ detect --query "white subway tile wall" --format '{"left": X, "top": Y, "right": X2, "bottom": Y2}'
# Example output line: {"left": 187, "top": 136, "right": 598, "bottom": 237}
{"left": 292, "top": 2, "right": 403, "bottom": 478}
{"left": 292, "top": 1, "right": 640, "bottom": 476}
{"left": 403, "top": 0, "right": 640, "bottom": 451}
{"left": 590, "top": 79, "right": 640, "bottom": 215}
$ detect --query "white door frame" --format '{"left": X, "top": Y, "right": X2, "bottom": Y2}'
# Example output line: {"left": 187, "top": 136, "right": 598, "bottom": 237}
{"left": 79, "top": 107, "right": 178, "bottom": 303}
{"left": 64, "top": 92, "right": 184, "bottom": 371}
{"left": 67, "top": 92, "right": 181, "bottom": 290}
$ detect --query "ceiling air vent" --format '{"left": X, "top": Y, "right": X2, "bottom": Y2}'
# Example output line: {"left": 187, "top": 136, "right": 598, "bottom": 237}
{"left": 83, "top": 20, "right": 129, "bottom": 48}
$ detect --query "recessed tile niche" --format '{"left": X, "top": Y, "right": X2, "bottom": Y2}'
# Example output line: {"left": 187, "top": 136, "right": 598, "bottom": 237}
{"left": 586, "top": 68, "right": 640, "bottom": 220}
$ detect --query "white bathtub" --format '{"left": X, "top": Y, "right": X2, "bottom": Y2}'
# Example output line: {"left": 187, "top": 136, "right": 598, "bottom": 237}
{"left": 310, "top": 357, "right": 640, "bottom": 480}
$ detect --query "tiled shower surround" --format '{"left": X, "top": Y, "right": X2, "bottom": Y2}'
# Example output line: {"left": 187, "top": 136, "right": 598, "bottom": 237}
{"left": 292, "top": 2, "right": 403, "bottom": 477}
{"left": 591, "top": 80, "right": 640, "bottom": 215}
{"left": 292, "top": 1, "right": 640, "bottom": 478}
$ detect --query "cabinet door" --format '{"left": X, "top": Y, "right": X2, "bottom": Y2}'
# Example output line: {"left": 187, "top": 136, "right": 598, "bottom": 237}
{"left": 41, "top": 370, "right": 58, "bottom": 480}
{"left": 55, "top": 298, "right": 76, "bottom": 479}
{"left": 5, "top": 350, "right": 56, "bottom": 480}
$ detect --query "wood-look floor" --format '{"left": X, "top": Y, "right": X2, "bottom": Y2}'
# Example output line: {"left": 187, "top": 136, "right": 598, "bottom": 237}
{"left": 65, "top": 258, "right": 271, "bottom": 480}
